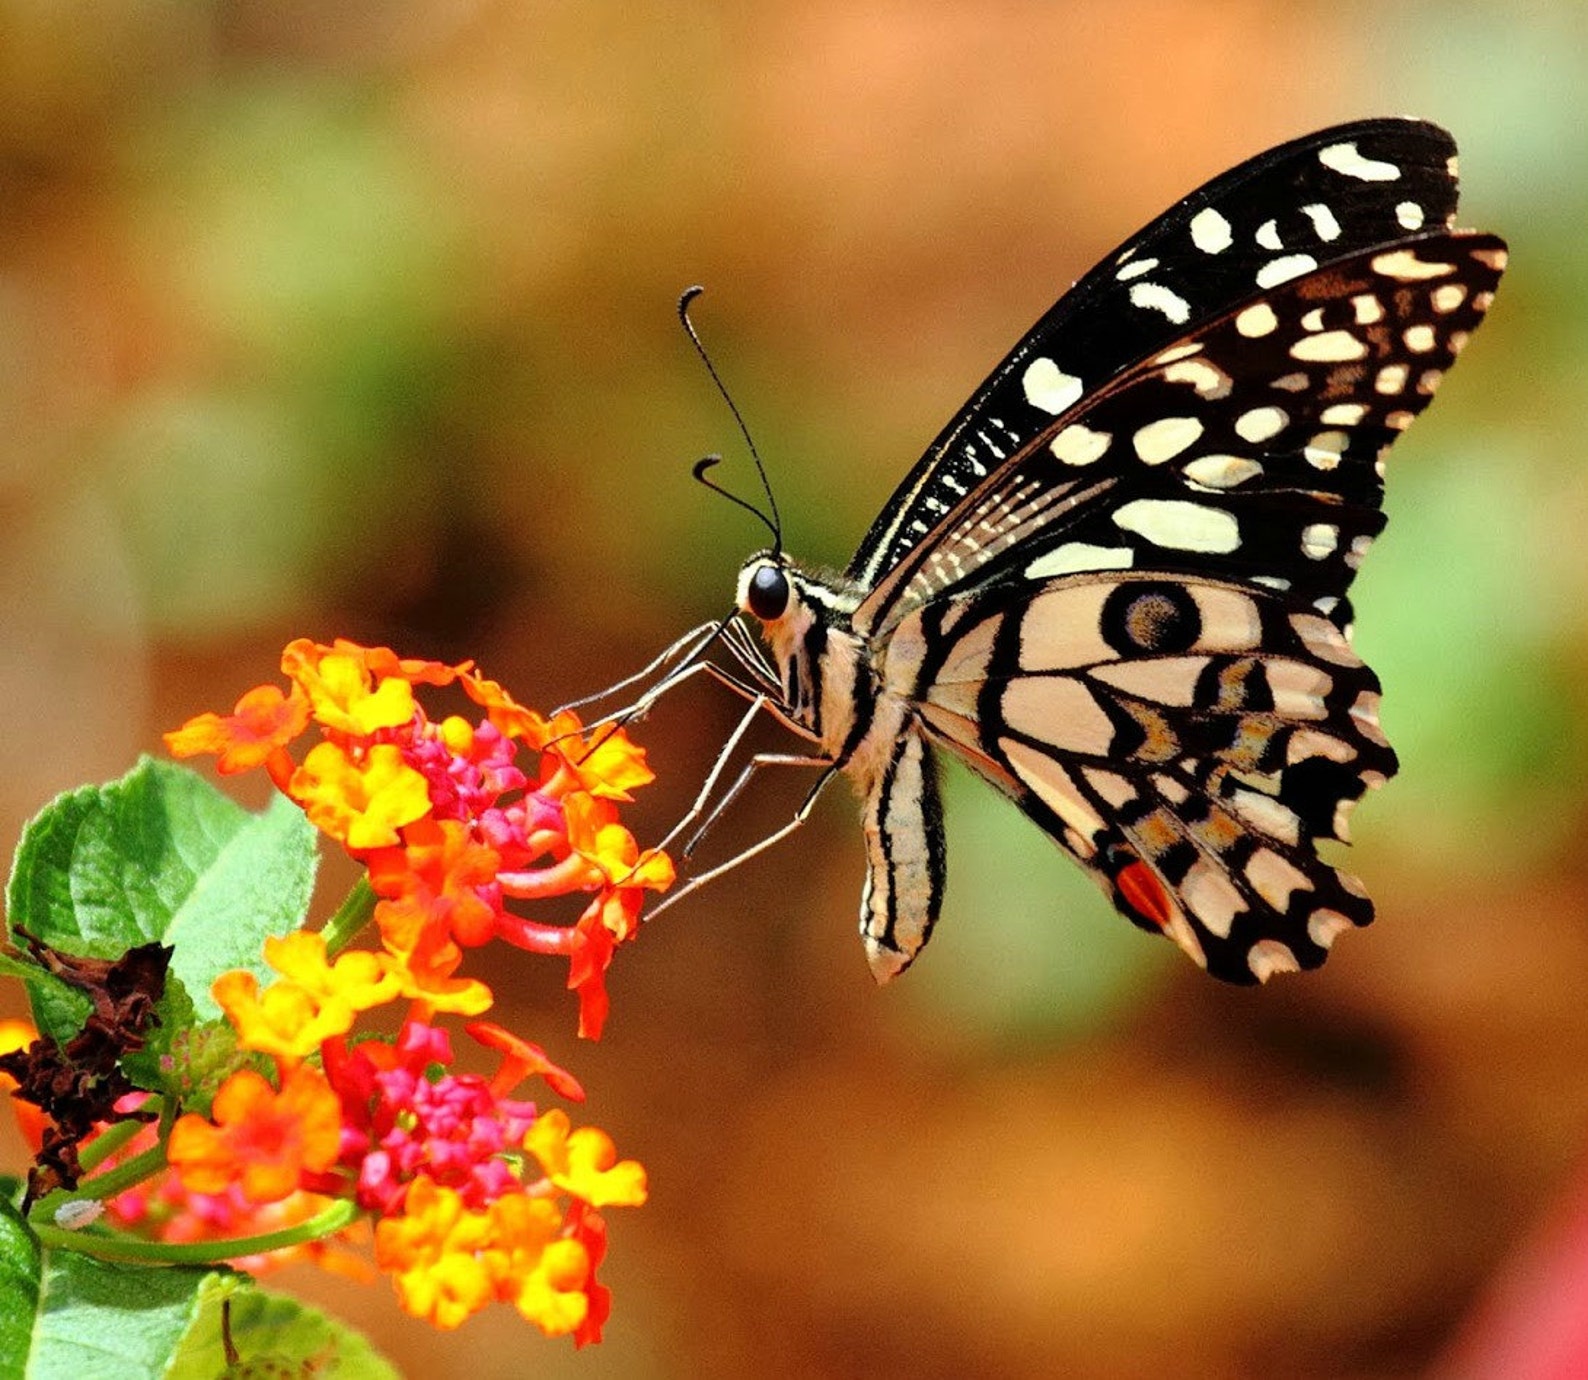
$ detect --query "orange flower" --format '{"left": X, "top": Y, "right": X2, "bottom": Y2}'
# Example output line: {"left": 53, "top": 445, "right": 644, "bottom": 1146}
{"left": 460, "top": 671, "right": 554, "bottom": 744}
{"left": 280, "top": 639, "right": 417, "bottom": 737}
{"left": 167, "top": 1065, "right": 343, "bottom": 1205}
{"left": 262, "top": 931, "right": 401, "bottom": 1013}
{"left": 481, "top": 1191, "right": 590, "bottom": 1338}
{"left": 212, "top": 970, "right": 341, "bottom": 1062}
{"left": 288, "top": 742, "right": 431, "bottom": 850}
{"left": 212, "top": 932, "right": 404, "bottom": 1060}
{"left": 375, "top": 1177, "right": 505, "bottom": 1330}
{"left": 525, "top": 1110, "right": 647, "bottom": 1210}
{"left": 535, "top": 712, "right": 655, "bottom": 802}
{"left": 509, "top": 1235, "right": 592, "bottom": 1337}
{"left": 467, "top": 1022, "right": 585, "bottom": 1103}
{"left": 163, "top": 683, "right": 311, "bottom": 775}
{"left": 383, "top": 916, "right": 495, "bottom": 1017}
{"left": 366, "top": 817, "right": 502, "bottom": 949}
{"left": 563, "top": 793, "right": 675, "bottom": 896}
{"left": 0, "top": 1018, "right": 46, "bottom": 1150}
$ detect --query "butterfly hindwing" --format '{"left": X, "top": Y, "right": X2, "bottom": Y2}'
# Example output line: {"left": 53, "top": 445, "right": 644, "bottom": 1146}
{"left": 848, "top": 119, "right": 1466, "bottom": 591}
{"left": 895, "top": 571, "right": 1395, "bottom": 981}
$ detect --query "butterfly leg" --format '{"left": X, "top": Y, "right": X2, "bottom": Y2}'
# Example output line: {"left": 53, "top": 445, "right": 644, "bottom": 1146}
{"left": 651, "top": 692, "right": 819, "bottom": 857}
{"left": 554, "top": 620, "right": 724, "bottom": 717}
{"left": 644, "top": 762, "right": 841, "bottom": 921}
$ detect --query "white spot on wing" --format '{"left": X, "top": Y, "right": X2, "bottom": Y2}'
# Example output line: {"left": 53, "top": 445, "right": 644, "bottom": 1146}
{"left": 1183, "top": 454, "right": 1262, "bottom": 488}
{"left": 1256, "top": 253, "right": 1318, "bottom": 289}
{"left": 1320, "top": 403, "right": 1367, "bottom": 426}
{"left": 1164, "top": 358, "right": 1232, "bottom": 398}
{"left": 1375, "top": 363, "right": 1409, "bottom": 394}
{"left": 1301, "top": 523, "right": 1339, "bottom": 560}
{"left": 1303, "top": 430, "right": 1349, "bottom": 469}
{"left": 1190, "top": 206, "right": 1233, "bottom": 254}
{"left": 1290, "top": 329, "right": 1368, "bottom": 363}
{"left": 1308, "top": 910, "right": 1354, "bottom": 950}
{"left": 1236, "top": 302, "right": 1278, "bottom": 337}
{"left": 1248, "top": 939, "right": 1302, "bottom": 983}
{"left": 1048, "top": 424, "right": 1112, "bottom": 467}
{"left": 1025, "top": 543, "right": 1135, "bottom": 578}
{"left": 1246, "top": 849, "right": 1313, "bottom": 910}
{"left": 1116, "top": 256, "right": 1161, "bottom": 281}
{"left": 1235, "top": 405, "right": 1287, "bottom": 443}
{"left": 1396, "top": 200, "right": 1425, "bottom": 229}
{"left": 1113, "top": 498, "right": 1240, "bottom": 553}
{"left": 1319, "top": 141, "right": 1400, "bottom": 181}
{"left": 1132, "top": 416, "right": 1204, "bottom": 464}
{"left": 1129, "top": 281, "right": 1192, "bottom": 323}
{"left": 1023, "top": 357, "right": 1083, "bottom": 415}
{"left": 1351, "top": 294, "right": 1385, "bottom": 324}
{"left": 1301, "top": 202, "right": 1342, "bottom": 241}
{"left": 1181, "top": 863, "right": 1244, "bottom": 938}
{"left": 1372, "top": 249, "right": 1455, "bottom": 281}
{"left": 1255, "top": 218, "right": 1283, "bottom": 251}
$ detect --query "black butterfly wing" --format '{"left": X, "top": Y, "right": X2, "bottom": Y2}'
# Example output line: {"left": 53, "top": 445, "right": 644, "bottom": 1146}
{"left": 855, "top": 228, "right": 1507, "bottom": 638}
{"left": 848, "top": 117, "right": 1465, "bottom": 593}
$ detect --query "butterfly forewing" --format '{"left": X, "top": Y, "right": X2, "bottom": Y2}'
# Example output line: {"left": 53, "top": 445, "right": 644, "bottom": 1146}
{"left": 856, "top": 228, "right": 1507, "bottom": 637}
{"left": 848, "top": 119, "right": 1466, "bottom": 590}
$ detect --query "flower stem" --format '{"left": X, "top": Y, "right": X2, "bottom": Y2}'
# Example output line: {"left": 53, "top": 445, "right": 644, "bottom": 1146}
{"left": 76, "top": 1117, "right": 148, "bottom": 1174}
{"left": 321, "top": 875, "right": 377, "bottom": 956}
{"left": 32, "top": 1198, "right": 360, "bottom": 1264}
{"left": 68, "top": 1143, "right": 169, "bottom": 1203}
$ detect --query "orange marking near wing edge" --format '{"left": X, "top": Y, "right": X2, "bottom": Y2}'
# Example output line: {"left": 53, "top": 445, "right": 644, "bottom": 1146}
{"left": 1117, "top": 860, "right": 1173, "bottom": 928}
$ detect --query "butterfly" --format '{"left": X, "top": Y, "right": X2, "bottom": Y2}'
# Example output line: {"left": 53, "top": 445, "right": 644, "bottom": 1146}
{"left": 645, "top": 117, "right": 1506, "bottom": 988}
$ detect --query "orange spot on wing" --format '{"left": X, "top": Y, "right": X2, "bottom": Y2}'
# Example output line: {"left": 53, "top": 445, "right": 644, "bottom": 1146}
{"left": 1117, "top": 860, "right": 1173, "bottom": 929}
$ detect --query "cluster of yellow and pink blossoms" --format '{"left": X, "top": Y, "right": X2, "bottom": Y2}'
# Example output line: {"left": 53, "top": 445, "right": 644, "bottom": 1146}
{"left": 2, "top": 638, "right": 672, "bottom": 1342}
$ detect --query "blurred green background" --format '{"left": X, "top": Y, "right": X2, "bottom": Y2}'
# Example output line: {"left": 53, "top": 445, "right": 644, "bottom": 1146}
{"left": 3, "top": 2, "right": 1586, "bottom": 1376}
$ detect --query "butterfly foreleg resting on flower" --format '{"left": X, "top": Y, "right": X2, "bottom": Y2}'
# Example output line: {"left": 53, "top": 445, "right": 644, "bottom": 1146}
{"left": 644, "top": 758, "right": 841, "bottom": 921}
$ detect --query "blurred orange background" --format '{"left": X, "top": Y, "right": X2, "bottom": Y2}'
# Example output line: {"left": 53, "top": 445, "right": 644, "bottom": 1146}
{"left": 2, "top": 2, "right": 1584, "bottom": 1376}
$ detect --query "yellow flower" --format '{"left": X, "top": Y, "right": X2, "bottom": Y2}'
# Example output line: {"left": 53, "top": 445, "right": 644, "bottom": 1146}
{"left": 288, "top": 741, "right": 431, "bottom": 850}
{"left": 525, "top": 1110, "right": 648, "bottom": 1209}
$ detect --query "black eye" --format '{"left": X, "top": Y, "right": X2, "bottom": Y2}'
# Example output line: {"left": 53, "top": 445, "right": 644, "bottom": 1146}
{"left": 747, "top": 565, "right": 790, "bottom": 621}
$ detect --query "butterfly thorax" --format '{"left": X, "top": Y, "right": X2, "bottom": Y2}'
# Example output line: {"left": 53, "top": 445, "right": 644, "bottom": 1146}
{"left": 736, "top": 553, "right": 906, "bottom": 777}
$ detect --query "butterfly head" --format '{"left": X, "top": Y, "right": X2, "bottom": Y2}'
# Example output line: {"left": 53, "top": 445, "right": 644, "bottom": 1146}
{"left": 737, "top": 553, "right": 792, "bottom": 623}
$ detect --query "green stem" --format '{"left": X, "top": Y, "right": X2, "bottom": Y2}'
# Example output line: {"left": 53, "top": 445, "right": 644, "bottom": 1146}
{"left": 321, "top": 875, "right": 377, "bottom": 956}
{"left": 76, "top": 1117, "right": 148, "bottom": 1174}
{"left": 74, "top": 1143, "right": 171, "bottom": 1200}
{"left": 32, "top": 1198, "right": 360, "bottom": 1265}
{"left": 32, "top": 1142, "right": 171, "bottom": 1227}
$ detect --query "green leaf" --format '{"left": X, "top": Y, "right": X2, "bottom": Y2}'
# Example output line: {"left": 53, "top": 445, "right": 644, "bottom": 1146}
{"left": 0, "top": 1198, "right": 203, "bottom": 1380}
{"left": 5, "top": 758, "right": 318, "bottom": 1041}
{"left": 166, "top": 1276, "right": 401, "bottom": 1380}
{"left": 0, "top": 1208, "right": 398, "bottom": 1380}
{"left": 0, "top": 1200, "right": 43, "bottom": 1380}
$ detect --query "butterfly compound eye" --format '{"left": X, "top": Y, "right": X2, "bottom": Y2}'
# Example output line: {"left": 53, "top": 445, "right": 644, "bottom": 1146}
{"left": 747, "top": 564, "right": 790, "bottom": 621}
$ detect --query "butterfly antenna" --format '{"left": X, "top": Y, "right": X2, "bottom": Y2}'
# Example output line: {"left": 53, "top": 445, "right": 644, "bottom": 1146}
{"left": 692, "top": 455, "right": 779, "bottom": 546}
{"left": 679, "top": 285, "right": 783, "bottom": 554}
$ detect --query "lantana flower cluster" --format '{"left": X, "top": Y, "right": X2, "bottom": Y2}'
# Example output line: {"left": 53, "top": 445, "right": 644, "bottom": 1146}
{"left": 1, "top": 638, "right": 671, "bottom": 1344}
{"left": 166, "top": 637, "right": 673, "bottom": 1039}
